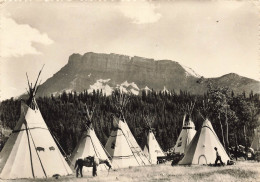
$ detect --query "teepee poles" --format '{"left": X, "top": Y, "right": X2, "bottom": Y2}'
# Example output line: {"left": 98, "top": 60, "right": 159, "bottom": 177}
{"left": 24, "top": 66, "right": 46, "bottom": 178}
{"left": 25, "top": 66, "right": 69, "bottom": 177}
{"left": 24, "top": 118, "right": 35, "bottom": 178}
{"left": 105, "top": 90, "right": 151, "bottom": 168}
{"left": 114, "top": 92, "right": 129, "bottom": 121}
{"left": 26, "top": 65, "right": 45, "bottom": 107}
{"left": 78, "top": 102, "right": 96, "bottom": 130}
{"left": 143, "top": 114, "right": 153, "bottom": 130}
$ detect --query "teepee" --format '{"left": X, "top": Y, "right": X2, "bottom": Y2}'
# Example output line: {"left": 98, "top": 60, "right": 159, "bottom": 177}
{"left": 173, "top": 103, "right": 196, "bottom": 154}
{"left": 251, "top": 128, "right": 260, "bottom": 151}
{"left": 105, "top": 93, "right": 151, "bottom": 168}
{"left": 70, "top": 104, "right": 111, "bottom": 172}
{"left": 0, "top": 68, "right": 72, "bottom": 179}
{"left": 179, "top": 118, "right": 230, "bottom": 165}
{"left": 143, "top": 116, "right": 165, "bottom": 164}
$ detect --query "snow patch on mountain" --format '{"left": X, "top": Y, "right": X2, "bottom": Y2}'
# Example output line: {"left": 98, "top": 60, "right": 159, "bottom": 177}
{"left": 162, "top": 86, "right": 169, "bottom": 93}
{"left": 98, "top": 79, "right": 111, "bottom": 83}
{"left": 64, "top": 89, "right": 73, "bottom": 93}
{"left": 87, "top": 79, "right": 113, "bottom": 95}
{"left": 121, "top": 81, "right": 140, "bottom": 90}
{"left": 52, "top": 91, "right": 58, "bottom": 96}
{"left": 87, "top": 79, "right": 140, "bottom": 96}
{"left": 130, "top": 89, "right": 139, "bottom": 95}
{"left": 143, "top": 86, "right": 152, "bottom": 91}
{"left": 117, "top": 85, "right": 128, "bottom": 93}
{"left": 116, "top": 81, "right": 140, "bottom": 95}
{"left": 141, "top": 86, "right": 152, "bottom": 94}
{"left": 180, "top": 64, "right": 200, "bottom": 78}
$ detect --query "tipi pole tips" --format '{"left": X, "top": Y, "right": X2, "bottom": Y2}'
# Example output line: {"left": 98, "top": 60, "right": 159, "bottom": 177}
{"left": 33, "top": 65, "right": 45, "bottom": 90}
{"left": 26, "top": 72, "right": 31, "bottom": 88}
{"left": 198, "top": 111, "right": 205, "bottom": 120}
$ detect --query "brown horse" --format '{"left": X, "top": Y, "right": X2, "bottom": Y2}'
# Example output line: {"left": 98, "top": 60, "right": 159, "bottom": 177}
{"left": 74, "top": 156, "right": 112, "bottom": 177}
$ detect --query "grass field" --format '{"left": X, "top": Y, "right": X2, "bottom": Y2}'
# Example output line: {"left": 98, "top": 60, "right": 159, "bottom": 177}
{"left": 1, "top": 161, "right": 259, "bottom": 182}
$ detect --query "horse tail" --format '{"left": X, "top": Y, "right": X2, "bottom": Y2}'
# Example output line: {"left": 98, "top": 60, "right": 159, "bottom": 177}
{"left": 104, "top": 160, "right": 112, "bottom": 169}
{"left": 74, "top": 159, "right": 78, "bottom": 169}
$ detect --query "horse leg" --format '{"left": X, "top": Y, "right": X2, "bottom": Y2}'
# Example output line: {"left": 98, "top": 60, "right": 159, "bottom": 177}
{"left": 76, "top": 167, "right": 79, "bottom": 178}
{"left": 80, "top": 166, "right": 83, "bottom": 177}
{"left": 92, "top": 164, "right": 97, "bottom": 177}
{"left": 75, "top": 160, "right": 78, "bottom": 177}
{"left": 235, "top": 154, "right": 237, "bottom": 161}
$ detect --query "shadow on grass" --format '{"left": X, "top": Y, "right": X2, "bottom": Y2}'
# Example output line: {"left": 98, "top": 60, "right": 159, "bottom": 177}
{"left": 191, "top": 168, "right": 257, "bottom": 180}
{"left": 150, "top": 168, "right": 258, "bottom": 182}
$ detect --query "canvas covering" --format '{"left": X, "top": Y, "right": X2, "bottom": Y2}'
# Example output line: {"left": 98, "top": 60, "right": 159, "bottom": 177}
{"left": 251, "top": 128, "right": 260, "bottom": 151}
{"left": 143, "top": 131, "right": 165, "bottom": 164}
{"left": 173, "top": 117, "right": 196, "bottom": 154}
{"left": 179, "top": 119, "right": 230, "bottom": 165}
{"left": 0, "top": 102, "right": 72, "bottom": 179}
{"left": 70, "top": 128, "right": 111, "bottom": 172}
{"left": 105, "top": 117, "right": 151, "bottom": 168}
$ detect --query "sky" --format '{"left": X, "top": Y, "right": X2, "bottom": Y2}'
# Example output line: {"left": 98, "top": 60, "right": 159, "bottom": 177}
{"left": 1, "top": 1, "right": 259, "bottom": 100}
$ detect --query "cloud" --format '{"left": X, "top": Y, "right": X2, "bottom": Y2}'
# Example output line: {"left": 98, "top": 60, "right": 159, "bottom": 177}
{"left": 0, "top": 86, "right": 22, "bottom": 101}
{"left": 0, "top": 16, "right": 53, "bottom": 58}
{"left": 118, "top": 2, "right": 161, "bottom": 24}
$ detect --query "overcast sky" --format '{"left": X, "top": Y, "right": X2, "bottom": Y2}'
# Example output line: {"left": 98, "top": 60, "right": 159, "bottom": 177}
{"left": 1, "top": 1, "right": 259, "bottom": 100}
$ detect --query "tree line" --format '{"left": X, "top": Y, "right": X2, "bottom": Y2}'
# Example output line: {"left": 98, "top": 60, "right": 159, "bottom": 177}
{"left": 0, "top": 86, "right": 259, "bottom": 155}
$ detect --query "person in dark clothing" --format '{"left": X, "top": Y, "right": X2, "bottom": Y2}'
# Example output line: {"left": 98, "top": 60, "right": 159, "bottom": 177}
{"left": 74, "top": 158, "right": 84, "bottom": 177}
{"left": 234, "top": 146, "right": 238, "bottom": 161}
{"left": 214, "top": 147, "right": 224, "bottom": 166}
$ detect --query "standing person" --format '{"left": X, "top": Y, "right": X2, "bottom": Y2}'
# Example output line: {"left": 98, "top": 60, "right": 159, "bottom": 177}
{"left": 234, "top": 145, "right": 238, "bottom": 161}
{"left": 74, "top": 158, "right": 84, "bottom": 178}
{"left": 214, "top": 147, "right": 224, "bottom": 166}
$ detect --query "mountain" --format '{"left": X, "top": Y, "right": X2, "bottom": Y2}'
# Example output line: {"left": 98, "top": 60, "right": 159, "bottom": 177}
{"left": 36, "top": 52, "right": 259, "bottom": 97}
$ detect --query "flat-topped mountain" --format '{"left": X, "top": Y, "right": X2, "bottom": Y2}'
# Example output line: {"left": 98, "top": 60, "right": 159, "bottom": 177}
{"left": 36, "top": 52, "right": 259, "bottom": 96}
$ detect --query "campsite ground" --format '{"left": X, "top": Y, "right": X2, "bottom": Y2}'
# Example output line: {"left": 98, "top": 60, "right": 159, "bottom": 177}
{"left": 5, "top": 161, "right": 259, "bottom": 182}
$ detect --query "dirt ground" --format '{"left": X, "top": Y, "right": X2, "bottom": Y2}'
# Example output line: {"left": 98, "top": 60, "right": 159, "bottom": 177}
{"left": 1, "top": 161, "right": 259, "bottom": 182}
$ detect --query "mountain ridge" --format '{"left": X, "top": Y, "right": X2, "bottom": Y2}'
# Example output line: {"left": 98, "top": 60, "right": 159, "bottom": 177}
{"left": 36, "top": 52, "right": 259, "bottom": 97}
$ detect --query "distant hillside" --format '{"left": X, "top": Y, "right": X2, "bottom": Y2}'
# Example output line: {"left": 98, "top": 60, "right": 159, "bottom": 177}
{"left": 36, "top": 52, "right": 259, "bottom": 97}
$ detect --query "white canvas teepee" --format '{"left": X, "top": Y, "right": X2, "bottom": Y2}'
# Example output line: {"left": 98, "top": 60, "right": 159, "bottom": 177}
{"left": 251, "top": 128, "right": 260, "bottom": 151}
{"left": 70, "top": 128, "right": 111, "bottom": 172}
{"left": 143, "top": 117, "right": 165, "bottom": 164}
{"left": 70, "top": 105, "right": 111, "bottom": 172}
{"left": 179, "top": 119, "right": 230, "bottom": 165}
{"left": 105, "top": 115, "right": 151, "bottom": 168}
{"left": 0, "top": 69, "right": 72, "bottom": 179}
{"left": 173, "top": 114, "right": 196, "bottom": 154}
{"left": 143, "top": 130, "right": 165, "bottom": 164}
{"left": 105, "top": 92, "right": 150, "bottom": 168}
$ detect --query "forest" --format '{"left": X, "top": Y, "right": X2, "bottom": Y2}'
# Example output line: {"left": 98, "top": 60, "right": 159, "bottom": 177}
{"left": 0, "top": 84, "right": 260, "bottom": 157}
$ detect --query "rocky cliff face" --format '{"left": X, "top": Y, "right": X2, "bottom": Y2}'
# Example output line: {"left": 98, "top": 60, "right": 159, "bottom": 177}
{"left": 37, "top": 52, "right": 259, "bottom": 97}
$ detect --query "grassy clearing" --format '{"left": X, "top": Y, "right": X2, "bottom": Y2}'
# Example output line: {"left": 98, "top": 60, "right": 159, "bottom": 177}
{"left": 1, "top": 161, "right": 259, "bottom": 182}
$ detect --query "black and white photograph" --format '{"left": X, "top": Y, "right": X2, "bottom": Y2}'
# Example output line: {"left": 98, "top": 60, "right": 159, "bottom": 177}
{"left": 0, "top": 0, "right": 259, "bottom": 181}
